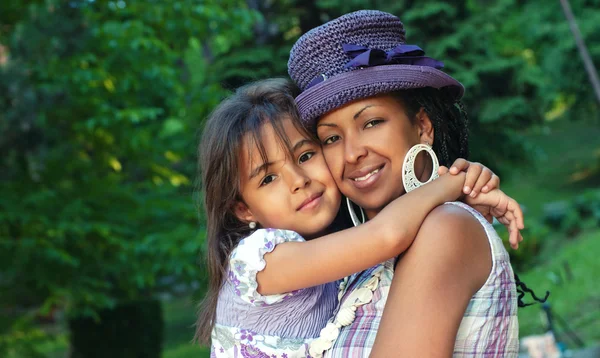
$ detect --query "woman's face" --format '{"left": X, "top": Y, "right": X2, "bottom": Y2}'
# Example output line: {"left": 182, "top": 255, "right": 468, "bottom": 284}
{"left": 316, "top": 94, "right": 434, "bottom": 219}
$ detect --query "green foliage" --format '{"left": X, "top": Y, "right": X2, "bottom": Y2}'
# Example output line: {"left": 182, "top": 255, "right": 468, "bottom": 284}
{"left": 0, "top": 0, "right": 259, "bottom": 352}
{"left": 0, "top": 316, "right": 54, "bottom": 358}
{"left": 162, "top": 297, "right": 211, "bottom": 358}
{"left": 542, "top": 201, "right": 571, "bottom": 229}
{"left": 573, "top": 190, "right": 600, "bottom": 218}
{"left": 542, "top": 190, "right": 600, "bottom": 238}
{"left": 500, "top": 222, "right": 548, "bottom": 271}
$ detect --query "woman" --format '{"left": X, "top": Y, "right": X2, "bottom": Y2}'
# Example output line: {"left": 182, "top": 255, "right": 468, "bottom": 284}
{"left": 288, "top": 10, "right": 521, "bottom": 357}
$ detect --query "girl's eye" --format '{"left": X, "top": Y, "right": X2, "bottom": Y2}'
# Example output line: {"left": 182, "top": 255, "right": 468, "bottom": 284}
{"left": 298, "top": 151, "right": 315, "bottom": 164}
{"left": 322, "top": 135, "right": 340, "bottom": 145}
{"left": 364, "top": 119, "right": 384, "bottom": 129}
{"left": 260, "top": 174, "right": 276, "bottom": 186}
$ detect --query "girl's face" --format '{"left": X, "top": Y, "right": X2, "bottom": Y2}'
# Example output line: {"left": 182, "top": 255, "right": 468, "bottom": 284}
{"left": 235, "top": 117, "right": 341, "bottom": 238}
{"left": 316, "top": 94, "right": 434, "bottom": 219}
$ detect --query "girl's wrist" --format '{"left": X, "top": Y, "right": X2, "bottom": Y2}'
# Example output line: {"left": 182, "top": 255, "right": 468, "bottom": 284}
{"left": 437, "top": 172, "right": 466, "bottom": 203}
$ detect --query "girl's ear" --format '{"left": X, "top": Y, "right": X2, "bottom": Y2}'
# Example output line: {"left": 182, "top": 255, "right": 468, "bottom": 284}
{"left": 416, "top": 107, "right": 435, "bottom": 145}
{"left": 233, "top": 201, "right": 256, "bottom": 224}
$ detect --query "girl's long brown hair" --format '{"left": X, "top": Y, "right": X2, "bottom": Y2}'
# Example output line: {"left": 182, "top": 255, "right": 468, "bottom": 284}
{"left": 194, "top": 78, "right": 310, "bottom": 344}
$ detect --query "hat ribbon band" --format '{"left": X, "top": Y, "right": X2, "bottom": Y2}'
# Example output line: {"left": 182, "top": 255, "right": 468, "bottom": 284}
{"left": 305, "top": 43, "right": 444, "bottom": 90}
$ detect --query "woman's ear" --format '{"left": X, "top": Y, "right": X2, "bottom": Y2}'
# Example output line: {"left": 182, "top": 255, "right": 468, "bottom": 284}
{"left": 416, "top": 107, "right": 434, "bottom": 145}
{"left": 233, "top": 201, "right": 255, "bottom": 224}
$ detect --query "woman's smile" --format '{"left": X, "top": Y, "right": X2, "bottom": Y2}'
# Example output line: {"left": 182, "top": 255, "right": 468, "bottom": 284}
{"left": 347, "top": 164, "right": 385, "bottom": 190}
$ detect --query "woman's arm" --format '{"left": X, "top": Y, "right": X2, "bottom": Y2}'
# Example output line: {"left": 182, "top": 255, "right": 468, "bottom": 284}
{"left": 369, "top": 204, "right": 492, "bottom": 357}
{"left": 256, "top": 172, "right": 466, "bottom": 295}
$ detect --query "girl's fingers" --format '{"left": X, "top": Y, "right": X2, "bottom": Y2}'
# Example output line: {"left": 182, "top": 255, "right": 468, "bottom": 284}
{"left": 507, "top": 198, "right": 525, "bottom": 230}
{"left": 509, "top": 219, "right": 520, "bottom": 249}
{"left": 463, "top": 163, "right": 483, "bottom": 195}
{"left": 482, "top": 174, "right": 500, "bottom": 193}
{"left": 470, "top": 168, "right": 493, "bottom": 198}
{"left": 497, "top": 216, "right": 510, "bottom": 227}
{"left": 449, "top": 158, "right": 469, "bottom": 175}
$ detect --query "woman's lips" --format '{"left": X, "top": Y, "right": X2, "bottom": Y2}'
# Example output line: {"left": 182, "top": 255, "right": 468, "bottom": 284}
{"left": 348, "top": 165, "right": 384, "bottom": 190}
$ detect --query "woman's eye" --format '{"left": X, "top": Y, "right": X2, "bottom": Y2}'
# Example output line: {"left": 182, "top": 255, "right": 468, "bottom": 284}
{"left": 323, "top": 135, "right": 340, "bottom": 145}
{"left": 365, "top": 119, "right": 384, "bottom": 129}
{"left": 260, "top": 174, "right": 276, "bottom": 186}
{"left": 298, "top": 151, "right": 315, "bottom": 164}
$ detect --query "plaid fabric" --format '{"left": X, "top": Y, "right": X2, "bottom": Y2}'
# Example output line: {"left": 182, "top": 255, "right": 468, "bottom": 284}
{"left": 450, "top": 202, "right": 519, "bottom": 357}
{"left": 325, "top": 259, "right": 395, "bottom": 358}
{"left": 326, "top": 201, "right": 519, "bottom": 357}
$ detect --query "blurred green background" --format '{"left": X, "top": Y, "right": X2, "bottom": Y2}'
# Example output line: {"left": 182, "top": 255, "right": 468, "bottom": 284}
{"left": 1, "top": 0, "right": 599, "bottom": 357}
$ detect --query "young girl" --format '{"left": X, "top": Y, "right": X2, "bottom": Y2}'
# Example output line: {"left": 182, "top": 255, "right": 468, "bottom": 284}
{"left": 195, "top": 78, "right": 523, "bottom": 357}
{"left": 287, "top": 9, "right": 532, "bottom": 357}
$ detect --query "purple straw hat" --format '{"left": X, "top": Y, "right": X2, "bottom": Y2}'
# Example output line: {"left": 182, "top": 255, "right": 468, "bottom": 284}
{"left": 288, "top": 10, "right": 464, "bottom": 127}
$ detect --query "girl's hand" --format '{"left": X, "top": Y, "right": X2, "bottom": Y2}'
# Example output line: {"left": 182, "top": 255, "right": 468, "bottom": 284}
{"left": 438, "top": 159, "right": 499, "bottom": 198}
{"left": 464, "top": 188, "right": 525, "bottom": 249}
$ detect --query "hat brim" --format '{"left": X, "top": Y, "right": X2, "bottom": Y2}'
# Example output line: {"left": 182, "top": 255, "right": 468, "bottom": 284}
{"left": 295, "top": 64, "right": 464, "bottom": 128}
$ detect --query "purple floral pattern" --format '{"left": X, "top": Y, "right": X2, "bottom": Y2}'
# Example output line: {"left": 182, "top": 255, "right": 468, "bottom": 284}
{"left": 212, "top": 324, "right": 313, "bottom": 357}
{"left": 240, "top": 344, "right": 270, "bottom": 358}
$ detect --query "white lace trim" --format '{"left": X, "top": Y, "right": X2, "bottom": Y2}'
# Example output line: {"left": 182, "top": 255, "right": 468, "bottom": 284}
{"left": 308, "top": 265, "right": 385, "bottom": 358}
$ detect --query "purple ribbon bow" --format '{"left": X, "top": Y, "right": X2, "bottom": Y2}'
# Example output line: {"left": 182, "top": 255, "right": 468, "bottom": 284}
{"left": 342, "top": 43, "right": 444, "bottom": 69}
{"left": 305, "top": 44, "right": 444, "bottom": 89}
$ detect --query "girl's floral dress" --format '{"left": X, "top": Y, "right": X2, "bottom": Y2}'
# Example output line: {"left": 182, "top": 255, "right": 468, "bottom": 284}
{"left": 211, "top": 229, "right": 339, "bottom": 358}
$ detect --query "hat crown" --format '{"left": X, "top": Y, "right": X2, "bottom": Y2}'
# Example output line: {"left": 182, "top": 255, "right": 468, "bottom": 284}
{"left": 288, "top": 10, "right": 407, "bottom": 91}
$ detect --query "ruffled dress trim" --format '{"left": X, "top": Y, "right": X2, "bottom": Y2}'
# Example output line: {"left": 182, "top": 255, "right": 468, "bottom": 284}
{"left": 308, "top": 265, "right": 385, "bottom": 358}
{"left": 228, "top": 228, "right": 305, "bottom": 306}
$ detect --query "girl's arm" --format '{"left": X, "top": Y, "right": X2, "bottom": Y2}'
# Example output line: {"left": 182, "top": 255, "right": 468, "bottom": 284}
{"left": 369, "top": 196, "right": 498, "bottom": 357}
{"left": 442, "top": 158, "right": 524, "bottom": 248}
{"left": 256, "top": 172, "right": 466, "bottom": 295}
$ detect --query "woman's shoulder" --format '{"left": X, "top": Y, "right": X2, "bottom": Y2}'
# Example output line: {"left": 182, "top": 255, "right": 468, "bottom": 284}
{"left": 417, "top": 202, "right": 492, "bottom": 289}
{"left": 422, "top": 201, "right": 486, "bottom": 234}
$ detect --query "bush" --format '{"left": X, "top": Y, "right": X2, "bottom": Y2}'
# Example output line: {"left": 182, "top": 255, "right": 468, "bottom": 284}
{"left": 541, "top": 201, "right": 584, "bottom": 237}
{"left": 542, "top": 201, "right": 570, "bottom": 229}
{"left": 0, "top": 320, "right": 52, "bottom": 358}
{"left": 573, "top": 190, "right": 600, "bottom": 219}
{"left": 561, "top": 210, "right": 582, "bottom": 238}
{"left": 69, "top": 299, "right": 163, "bottom": 358}
{"left": 501, "top": 222, "right": 548, "bottom": 271}
{"left": 593, "top": 208, "right": 600, "bottom": 228}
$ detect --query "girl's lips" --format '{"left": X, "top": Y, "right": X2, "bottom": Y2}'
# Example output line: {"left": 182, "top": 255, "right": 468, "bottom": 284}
{"left": 349, "top": 165, "right": 384, "bottom": 190}
{"left": 297, "top": 192, "right": 323, "bottom": 211}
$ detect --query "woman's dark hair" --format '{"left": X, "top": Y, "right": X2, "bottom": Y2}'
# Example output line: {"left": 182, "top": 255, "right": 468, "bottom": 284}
{"left": 194, "top": 78, "right": 313, "bottom": 344}
{"left": 391, "top": 87, "right": 470, "bottom": 167}
{"left": 391, "top": 87, "right": 549, "bottom": 308}
{"left": 515, "top": 274, "right": 550, "bottom": 307}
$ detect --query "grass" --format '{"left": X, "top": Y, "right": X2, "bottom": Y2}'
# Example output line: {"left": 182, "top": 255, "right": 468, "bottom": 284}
{"left": 499, "top": 118, "right": 600, "bottom": 348}
{"left": 517, "top": 229, "right": 600, "bottom": 347}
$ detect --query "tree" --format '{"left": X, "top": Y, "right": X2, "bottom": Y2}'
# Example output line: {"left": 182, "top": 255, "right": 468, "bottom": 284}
{"left": 0, "top": 0, "right": 258, "bottom": 355}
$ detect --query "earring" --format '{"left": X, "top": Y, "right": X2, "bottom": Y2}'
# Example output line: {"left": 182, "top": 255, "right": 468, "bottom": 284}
{"left": 402, "top": 143, "right": 440, "bottom": 193}
{"left": 249, "top": 222, "right": 256, "bottom": 229}
{"left": 346, "top": 197, "right": 366, "bottom": 227}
